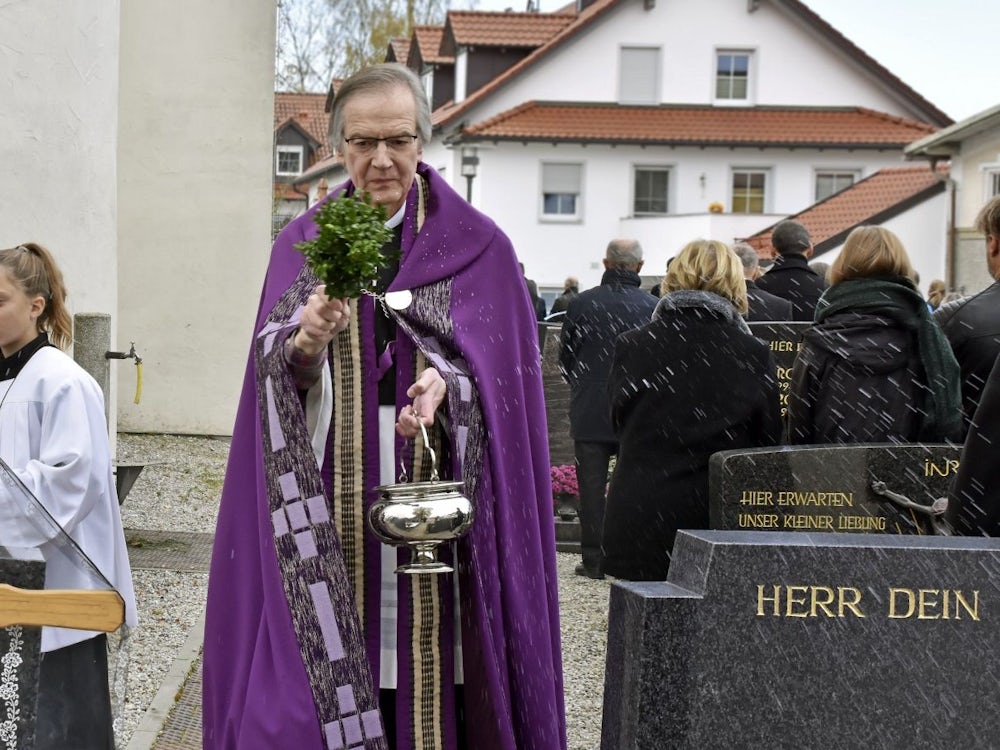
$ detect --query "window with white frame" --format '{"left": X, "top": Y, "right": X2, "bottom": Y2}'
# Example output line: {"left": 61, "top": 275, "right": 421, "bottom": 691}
{"left": 619, "top": 46, "right": 660, "bottom": 104}
{"left": 986, "top": 168, "right": 1000, "bottom": 199}
{"left": 715, "top": 51, "right": 751, "bottom": 102}
{"left": 815, "top": 171, "right": 859, "bottom": 202}
{"left": 276, "top": 145, "right": 304, "bottom": 176}
{"left": 633, "top": 166, "right": 670, "bottom": 216}
{"left": 541, "top": 163, "right": 582, "bottom": 219}
{"left": 731, "top": 169, "right": 767, "bottom": 214}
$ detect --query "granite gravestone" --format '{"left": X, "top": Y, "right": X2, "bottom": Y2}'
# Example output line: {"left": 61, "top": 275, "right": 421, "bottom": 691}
{"left": 602, "top": 530, "right": 1000, "bottom": 749}
{"left": 710, "top": 444, "right": 960, "bottom": 536}
{"left": 0, "top": 548, "right": 45, "bottom": 750}
{"left": 748, "top": 321, "right": 809, "bottom": 418}
{"left": 539, "top": 323, "right": 574, "bottom": 466}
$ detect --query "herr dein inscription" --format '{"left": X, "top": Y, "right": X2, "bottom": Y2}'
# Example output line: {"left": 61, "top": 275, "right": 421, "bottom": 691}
{"left": 756, "top": 585, "right": 980, "bottom": 620}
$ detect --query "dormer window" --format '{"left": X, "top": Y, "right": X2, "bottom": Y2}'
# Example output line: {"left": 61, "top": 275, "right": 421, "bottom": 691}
{"left": 715, "top": 50, "right": 752, "bottom": 104}
{"left": 276, "top": 145, "right": 304, "bottom": 176}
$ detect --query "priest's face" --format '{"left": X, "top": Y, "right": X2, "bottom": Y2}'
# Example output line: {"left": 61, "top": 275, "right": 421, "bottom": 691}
{"left": 338, "top": 84, "right": 423, "bottom": 217}
{"left": 0, "top": 269, "right": 44, "bottom": 358}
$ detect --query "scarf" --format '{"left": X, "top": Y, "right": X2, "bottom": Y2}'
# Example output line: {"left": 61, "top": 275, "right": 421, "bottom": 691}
{"left": 653, "top": 289, "right": 751, "bottom": 334}
{"left": 816, "top": 277, "right": 963, "bottom": 442}
{"left": 0, "top": 332, "right": 51, "bottom": 381}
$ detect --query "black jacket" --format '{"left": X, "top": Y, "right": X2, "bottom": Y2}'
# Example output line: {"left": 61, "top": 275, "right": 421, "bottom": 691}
{"left": 559, "top": 268, "right": 656, "bottom": 442}
{"left": 934, "top": 279, "right": 1000, "bottom": 423}
{"left": 746, "top": 280, "right": 794, "bottom": 322}
{"left": 602, "top": 301, "right": 782, "bottom": 580}
{"left": 787, "top": 312, "right": 935, "bottom": 443}
{"left": 755, "top": 253, "right": 827, "bottom": 322}
{"left": 948, "top": 353, "right": 1000, "bottom": 535}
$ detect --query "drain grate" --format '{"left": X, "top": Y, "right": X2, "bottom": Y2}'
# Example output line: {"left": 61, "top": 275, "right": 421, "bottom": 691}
{"left": 125, "top": 529, "right": 214, "bottom": 573}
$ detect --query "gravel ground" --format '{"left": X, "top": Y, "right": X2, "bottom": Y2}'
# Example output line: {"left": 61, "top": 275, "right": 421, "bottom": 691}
{"left": 113, "top": 433, "right": 610, "bottom": 750}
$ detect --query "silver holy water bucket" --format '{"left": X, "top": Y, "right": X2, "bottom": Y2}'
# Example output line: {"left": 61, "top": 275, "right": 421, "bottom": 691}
{"left": 367, "top": 421, "right": 474, "bottom": 574}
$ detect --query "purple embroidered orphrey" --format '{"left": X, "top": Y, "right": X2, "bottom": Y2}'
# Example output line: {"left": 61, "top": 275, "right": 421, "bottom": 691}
{"left": 202, "top": 164, "right": 567, "bottom": 750}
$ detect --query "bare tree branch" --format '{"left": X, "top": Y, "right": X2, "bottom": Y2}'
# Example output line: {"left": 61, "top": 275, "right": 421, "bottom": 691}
{"left": 275, "top": 0, "right": 451, "bottom": 92}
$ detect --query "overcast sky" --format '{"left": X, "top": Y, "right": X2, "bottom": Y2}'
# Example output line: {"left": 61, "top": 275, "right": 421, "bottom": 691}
{"left": 469, "top": 0, "right": 998, "bottom": 122}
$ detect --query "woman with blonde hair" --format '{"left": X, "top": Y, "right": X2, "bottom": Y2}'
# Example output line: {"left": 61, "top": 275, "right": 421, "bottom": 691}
{"left": 787, "top": 226, "right": 962, "bottom": 444}
{"left": 0, "top": 242, "right": 137, "bottom": 748}
{"left": 601, "top": 239, "right": 782, "bottom": 580}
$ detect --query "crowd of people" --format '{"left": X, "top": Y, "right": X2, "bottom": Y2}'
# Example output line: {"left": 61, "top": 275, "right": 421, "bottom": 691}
{"left": 557, "top": 205, "right": 1000, "bottom": 582}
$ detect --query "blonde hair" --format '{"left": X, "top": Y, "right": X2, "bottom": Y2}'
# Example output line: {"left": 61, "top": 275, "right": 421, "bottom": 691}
{"left": 0, "top": 243, "right": 72, "bottom": 350}
{"left": 664, "top": 239, "right": 748, "bottom": 315}
{"left": 829, "top": 226, "right": 914, "bottom": 286}
{"left": 927, "top": 279, "right": 947, "bottom": 309}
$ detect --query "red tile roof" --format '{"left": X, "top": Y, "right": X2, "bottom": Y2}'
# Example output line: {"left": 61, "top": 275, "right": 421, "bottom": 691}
{"left": 462, "top": 103, "right": 937, "bottom": 146}
{"left": 434, "top": 0, "right": 951, "bottom": 130}
{"left": 274, "top": 92, "right": 331, "bottom": 161}
{"left": 275, "top": 182, "right": 309, "bottom": 202}
{"left": 443, "top": 10, "right": 575, "bottom": 50}
{"left": 387, "top": 36, "right": 411, "bottom": 65}
{"left": 414, "top": 26, "right": 452, "bottom": 64}
{"left": 742, "top": 165, "right": 949, "bottom": 258}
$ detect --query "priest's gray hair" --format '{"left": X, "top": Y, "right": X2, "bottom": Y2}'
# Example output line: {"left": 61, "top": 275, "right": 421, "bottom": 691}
{"left": 329, "top": 63, "right": 433, "bottom": 152}
{"left": 605, "top": 238, "right": 643, "bottom": 270}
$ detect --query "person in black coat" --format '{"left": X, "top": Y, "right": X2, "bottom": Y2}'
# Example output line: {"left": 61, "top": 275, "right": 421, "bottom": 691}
{"left": 733, "top": 242, "right": 793, "bottom": 321}
{"left": 756, "top": 219, "right": 827, "bottom": 321}
{"left": 934, "top": 196, "right": 1000, "bottom": 430}
{"left": 602, "top": 239, "right": 783, "bottom": 581}
{"left": 559, "top": 240, "right": 656, "bottom": 578}
{"left": 946, "top": 352, "right": 1000, "bottom": 535}
{"left": 786, "top": 226, "right": 964, "bottom": 445}
{"left": 547, "top": 276, "right": 579, "bottom": 321}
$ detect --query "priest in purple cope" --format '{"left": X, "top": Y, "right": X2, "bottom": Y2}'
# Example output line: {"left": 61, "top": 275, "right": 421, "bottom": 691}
{"left": 202, "top": 63, "right": 567, "bottom": 750}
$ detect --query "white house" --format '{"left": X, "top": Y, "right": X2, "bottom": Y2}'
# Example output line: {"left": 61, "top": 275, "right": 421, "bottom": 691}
{"left": 300, "top": 0, "right": 951, "bottom": 305}
{"left": 742, "top": 165, "right": 951, "bottom": 289}
{"left": 905, "top": 103, "right": 1000, "bottom": 295}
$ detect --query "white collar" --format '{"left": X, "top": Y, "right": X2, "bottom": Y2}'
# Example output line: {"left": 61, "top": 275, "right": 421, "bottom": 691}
{"left": 385, "top": 204, "right": 405, "bottom": 229}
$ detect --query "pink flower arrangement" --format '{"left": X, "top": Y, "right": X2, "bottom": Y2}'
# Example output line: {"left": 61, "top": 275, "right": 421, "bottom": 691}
{"left": 550, "top": 464, "right": 579, "bottom": 498}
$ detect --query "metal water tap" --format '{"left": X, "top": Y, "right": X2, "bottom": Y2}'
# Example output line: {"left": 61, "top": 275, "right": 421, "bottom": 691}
{"left": 105, "top": 343, "right": 144, "bottom": 404}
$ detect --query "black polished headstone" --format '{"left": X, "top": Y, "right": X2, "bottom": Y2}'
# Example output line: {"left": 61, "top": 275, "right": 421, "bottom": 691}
{"left": 602, "top": 530, "right": 1000, "bottom": 749}
{"left": 748, "top": 321, "right": 809, "bottom": 418}
{"left": 709, "top": 443, "right": 960, "bottom": 535}
{"left": 539, "top": 323, "right": 574, "bottom": 467}
{"left": 0, "top": 548, "right": 45, "bottom": 750}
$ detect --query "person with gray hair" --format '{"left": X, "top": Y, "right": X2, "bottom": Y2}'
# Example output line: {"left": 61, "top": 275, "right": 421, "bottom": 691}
{"left": 755, "top": 219, "right": 827, "bottom": 321}
{"left": 206, "top": 62, "right": 566, "bottom": 750}
{"left": 935, "top": 195, "right": 1000, "bottom": 432}
{"left": 732, "top": 242, "right": 792, "bottom": 321}
{"left": 547, "top": 275, "right": 579, "bottom": 319}
{"left": 559, "top": 238, "right": 656, "bottom": 579}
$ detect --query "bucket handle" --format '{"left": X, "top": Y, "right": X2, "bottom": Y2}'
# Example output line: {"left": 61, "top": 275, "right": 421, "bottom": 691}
{"left": 397, "top": 414, "right": 439, "bottom": 484}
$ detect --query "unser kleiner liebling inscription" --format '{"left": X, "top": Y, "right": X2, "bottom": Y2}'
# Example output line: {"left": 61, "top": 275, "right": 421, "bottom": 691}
{"left": 737, "top": 490, "right": 886, "bottom": 531}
